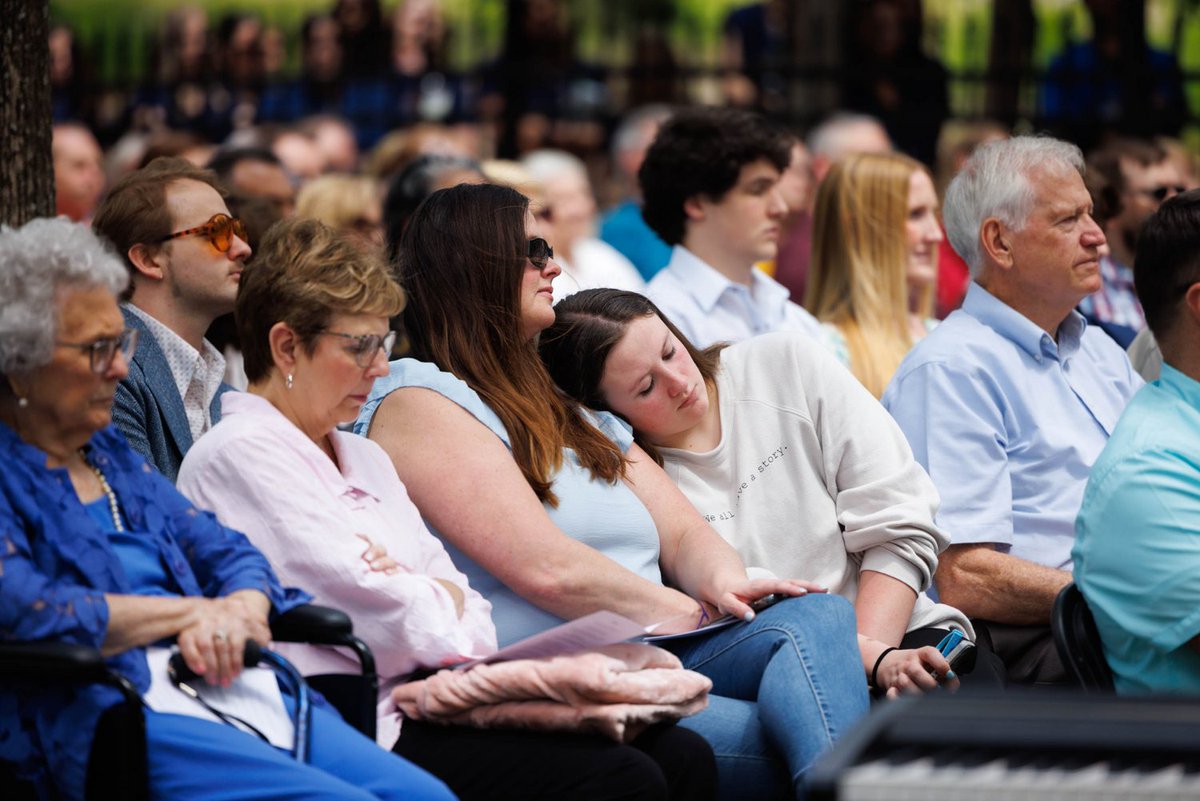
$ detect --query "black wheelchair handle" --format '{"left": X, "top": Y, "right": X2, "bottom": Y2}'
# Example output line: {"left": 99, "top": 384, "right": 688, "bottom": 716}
{"left": 167, "top": 639, "right": 263, "bottom": 683}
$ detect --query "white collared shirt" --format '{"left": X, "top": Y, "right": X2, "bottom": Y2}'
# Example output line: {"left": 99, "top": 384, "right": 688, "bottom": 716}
{"left": 125, "top": 304, "right": 226, "bottom": 442}
{"left": 646, "top": 245, "right": 820, "bottom": 348}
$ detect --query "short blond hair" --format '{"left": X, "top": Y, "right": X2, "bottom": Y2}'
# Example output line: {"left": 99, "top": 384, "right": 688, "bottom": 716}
{"left": 296, "top": 174, "right": 380, "bottom": 231}
{"left": 236, "top": 216, "right": 404, "bottom": 382}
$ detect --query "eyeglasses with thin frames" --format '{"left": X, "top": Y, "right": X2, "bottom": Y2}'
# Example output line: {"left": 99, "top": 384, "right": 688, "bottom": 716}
{"left": 159, "top": 213, "right": 248, "bottom": 253}
{"left": 318, "top": 330, "right": 398, "bottom": 368}
{"left": 56, "top": 328, "right": 140, "bottom": 374}
{"left": 527, "top": 237, "right": 554, "bottom": 270}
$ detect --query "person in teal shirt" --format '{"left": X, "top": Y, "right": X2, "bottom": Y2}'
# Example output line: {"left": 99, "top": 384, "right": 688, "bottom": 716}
{"left": 1074, "top": 189, "right": 1200, "bottom": 693}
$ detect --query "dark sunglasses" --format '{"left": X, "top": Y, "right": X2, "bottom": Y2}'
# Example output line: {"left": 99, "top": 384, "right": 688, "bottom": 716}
{"left": 159, "top": 213, "right": 248, "bottom": 253}
{"left": 527, "top": 237, "right": 554, "bottom": 270}
{"left": 1137, "top": 185, "right": 1188, "bottom": 202}
{"left": 57, "top": 328, "right": 140, "bottom": 374}
{"left": 319, "top": 330, "right": 398, "bottom": 368}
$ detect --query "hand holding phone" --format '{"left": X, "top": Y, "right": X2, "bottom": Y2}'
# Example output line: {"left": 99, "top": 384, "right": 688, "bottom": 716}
{"left": 934, "top": 630, "right": 976, "bottom": 676}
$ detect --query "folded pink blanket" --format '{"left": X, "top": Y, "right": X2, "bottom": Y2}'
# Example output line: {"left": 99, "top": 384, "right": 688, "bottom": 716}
{"left": 393, "top": 643, "right": 711, "bottom": 743}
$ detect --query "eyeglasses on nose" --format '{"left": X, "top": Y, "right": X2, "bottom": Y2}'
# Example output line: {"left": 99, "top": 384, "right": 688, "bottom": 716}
{"left": 319, "top": 330, "right": 398, "bottom": 368}
{"left": 1137, "top": 185, "right": 1188, "bottom": 202}
{"left": 57, "top": 328, "right": 140, "bottom": 374}
{"left": 159, "top": 213, "right": 248, "bottom": 253}
{"left": 527, "top": 237, "right": 554, "bottom": 270}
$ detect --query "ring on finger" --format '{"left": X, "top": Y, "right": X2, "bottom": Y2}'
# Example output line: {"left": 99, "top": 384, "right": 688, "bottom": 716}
{"left": 213, "top": 629, "right": 229, "bottom": 642}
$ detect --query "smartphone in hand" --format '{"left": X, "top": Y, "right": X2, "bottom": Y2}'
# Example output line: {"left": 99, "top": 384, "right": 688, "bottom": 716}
{"left": 935, "top": 629, "right": 977, "bottom": 674}
{"left": 750, "top": 593, "right": 786, "bottom": 612}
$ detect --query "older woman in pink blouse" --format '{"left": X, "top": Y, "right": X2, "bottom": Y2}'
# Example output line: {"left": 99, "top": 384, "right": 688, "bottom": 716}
{"left": 178, "top": 217, "right": 714, "bottom": 801}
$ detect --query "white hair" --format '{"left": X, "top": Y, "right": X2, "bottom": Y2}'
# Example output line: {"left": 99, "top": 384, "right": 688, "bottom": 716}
{"left": 943, "top": 135, "right": 1085, "bottom": 277}
{"left": 520, "top": 149, "right": 589, "bottom": 184}
{"left": 805, "top": 112, "right": 890, "bottom": 161}
{"left": 0, "top": 217, "right": 128, "bottom": 374}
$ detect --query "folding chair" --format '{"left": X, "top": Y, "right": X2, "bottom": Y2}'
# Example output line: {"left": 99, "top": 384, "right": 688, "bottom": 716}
{"left": 1051, "top": 583, "right": 1115, "bottom": 692}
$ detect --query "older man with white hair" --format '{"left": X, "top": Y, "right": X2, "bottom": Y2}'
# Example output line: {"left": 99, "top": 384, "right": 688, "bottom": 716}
{"left": 882, "top": 136, "right": 1142, "bottom": 685}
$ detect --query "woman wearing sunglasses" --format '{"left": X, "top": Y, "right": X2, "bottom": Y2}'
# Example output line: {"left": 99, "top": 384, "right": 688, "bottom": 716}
{"left": 0, "top": 217, "right": 457, "bottom": 801}
{"left": 177, "top": 216, "right": 717, "bottom": 801}
{"left": 354, "top": 183, "right": 869, "bottom": 801}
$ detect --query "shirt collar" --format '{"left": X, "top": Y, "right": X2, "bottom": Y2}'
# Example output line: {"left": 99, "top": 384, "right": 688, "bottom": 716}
{"left": 961, "top": 281, "right": 1089, "bottom": 362}
{"left": 1157, "top": 363, "right": 1200, "bottom": 410}
{"left": 669, "top": 245, "right": 789, "bottom": 313}
{"left": 220, "top": 391, "right": 382, "bottom": 502}
{"left": 124, "top": 303, "right": 224, "bottom": 400}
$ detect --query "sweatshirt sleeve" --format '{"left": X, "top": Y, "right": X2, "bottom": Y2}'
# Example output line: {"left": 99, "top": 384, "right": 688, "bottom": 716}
{"left": 803, "top": 343, "right": 948, "bottom": 594}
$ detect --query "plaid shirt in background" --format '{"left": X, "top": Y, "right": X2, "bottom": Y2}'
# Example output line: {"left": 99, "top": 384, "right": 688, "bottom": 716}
{"left": 1077, "top": 255, "right": 1146, "bottom": 332}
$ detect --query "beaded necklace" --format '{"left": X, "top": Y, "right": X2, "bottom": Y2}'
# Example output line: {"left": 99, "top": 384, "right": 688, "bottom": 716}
{"left": 79, "top": 449, "right": 124, "bottom": 532}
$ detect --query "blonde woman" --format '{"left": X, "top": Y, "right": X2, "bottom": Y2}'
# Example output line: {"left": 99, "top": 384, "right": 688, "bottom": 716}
{"left": 804, "top": 152, "right": 942, "bottom": 397}
{"left": 296, "top": 174, "right": 384, "bottom": 251}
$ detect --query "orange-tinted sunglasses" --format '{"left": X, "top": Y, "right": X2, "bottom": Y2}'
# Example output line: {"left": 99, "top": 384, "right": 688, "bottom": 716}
{"left": 159, "top": 213, "right": 247, "bottom": 253}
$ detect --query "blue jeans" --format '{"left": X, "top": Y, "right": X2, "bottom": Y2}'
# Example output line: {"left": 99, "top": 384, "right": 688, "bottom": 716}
{"left": 666, "top": 594, "right": 868, "bottom": 800}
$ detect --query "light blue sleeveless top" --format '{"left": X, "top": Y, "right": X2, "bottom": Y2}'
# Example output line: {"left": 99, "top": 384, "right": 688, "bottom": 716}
{"left": 355, "top": 358, "right": 663, "bottom": 646}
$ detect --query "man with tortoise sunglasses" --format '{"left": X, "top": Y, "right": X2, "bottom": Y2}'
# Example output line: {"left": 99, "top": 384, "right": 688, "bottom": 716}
{"left": 93, "top": 157, "right": 252, "bottom": 482}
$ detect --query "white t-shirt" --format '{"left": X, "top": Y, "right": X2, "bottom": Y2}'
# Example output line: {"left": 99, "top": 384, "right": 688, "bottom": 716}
{"left": 657, "top": 332, "right": 970, "bottom": 635}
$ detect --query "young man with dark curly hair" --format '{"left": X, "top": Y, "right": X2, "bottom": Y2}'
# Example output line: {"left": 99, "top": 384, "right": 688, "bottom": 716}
{"left": 639, "top": 107, "right": 820, "bottom": 348}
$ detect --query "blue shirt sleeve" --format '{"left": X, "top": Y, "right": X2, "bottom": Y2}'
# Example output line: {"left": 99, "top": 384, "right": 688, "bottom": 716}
{"left": 1076, "top": 447, "right": 1200, "bottom": 655}
{"left": 885, "top": 360, "right": 1015, "bottom": 547}
{"left": 587, "top": 409, "right": 635, "bottom": 452}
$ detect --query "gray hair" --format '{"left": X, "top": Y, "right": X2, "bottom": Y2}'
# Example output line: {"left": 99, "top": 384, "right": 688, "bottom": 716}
{"left": 0, "top": 217, "right": 128, "bottom": 374}
{"left": 944, "top": 135, "right": 1085, "bottom": 277}
{"left": 611, "top": 104, "right": 672, "bottom": 159}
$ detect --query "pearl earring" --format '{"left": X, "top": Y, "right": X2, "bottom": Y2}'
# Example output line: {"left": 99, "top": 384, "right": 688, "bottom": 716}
{"left": 286, "top": 373, "right": 294, "bottom": 390}
{"left": 17, "top": 397, "right": 28, "bottom": 408}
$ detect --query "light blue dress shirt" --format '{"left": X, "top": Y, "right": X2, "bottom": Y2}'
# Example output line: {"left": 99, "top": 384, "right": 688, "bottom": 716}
{"left": 354, "top": 358, "right": 664, "bottom": 647}
{"left": 1074, "top": 364, "right": 1200, "bottom": 693}
{"left": 646, "top": 245, "right": 820, "bottom": 348}
{"left": 882, "top": 281, "right": 1141, "bottom": 571}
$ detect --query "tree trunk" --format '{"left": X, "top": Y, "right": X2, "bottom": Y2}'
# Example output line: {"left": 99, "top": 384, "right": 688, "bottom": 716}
{"left": 0, "top": 0, "right": 53, "bottom": 226}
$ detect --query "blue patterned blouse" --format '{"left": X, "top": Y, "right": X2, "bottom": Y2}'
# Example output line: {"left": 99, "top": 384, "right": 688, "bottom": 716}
{"left": 0, "top": 422, "right": 308, "bottom": 800}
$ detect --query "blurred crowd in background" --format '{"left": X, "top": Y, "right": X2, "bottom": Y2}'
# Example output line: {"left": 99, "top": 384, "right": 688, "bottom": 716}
{"left": 46, "top": 0, "right": 1200, "bottom": 351}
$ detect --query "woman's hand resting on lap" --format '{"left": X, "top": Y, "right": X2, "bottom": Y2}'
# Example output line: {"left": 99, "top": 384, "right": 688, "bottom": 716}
{"left": 713, "top": 577, "right": 828, "bottom": 622}
{"left": 176, "top": 590, "right": 272, "bottom": 687}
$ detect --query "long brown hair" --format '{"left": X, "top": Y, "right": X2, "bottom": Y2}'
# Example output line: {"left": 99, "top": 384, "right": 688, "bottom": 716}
{"left": 539, "top": 288, "right": 725, "bottom": 465}
{"left": 396, "top": 183, "right": 625, "bottom": 506}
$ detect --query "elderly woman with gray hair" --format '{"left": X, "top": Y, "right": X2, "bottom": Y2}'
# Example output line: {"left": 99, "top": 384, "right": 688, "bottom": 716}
{"left": 0, "top": 217, "right": 454, "bottom": 801}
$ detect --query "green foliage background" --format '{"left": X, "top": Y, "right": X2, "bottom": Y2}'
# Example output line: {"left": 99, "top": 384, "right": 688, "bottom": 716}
{"left": 51, "top": 0, "right": 1200, "bottom": 122}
